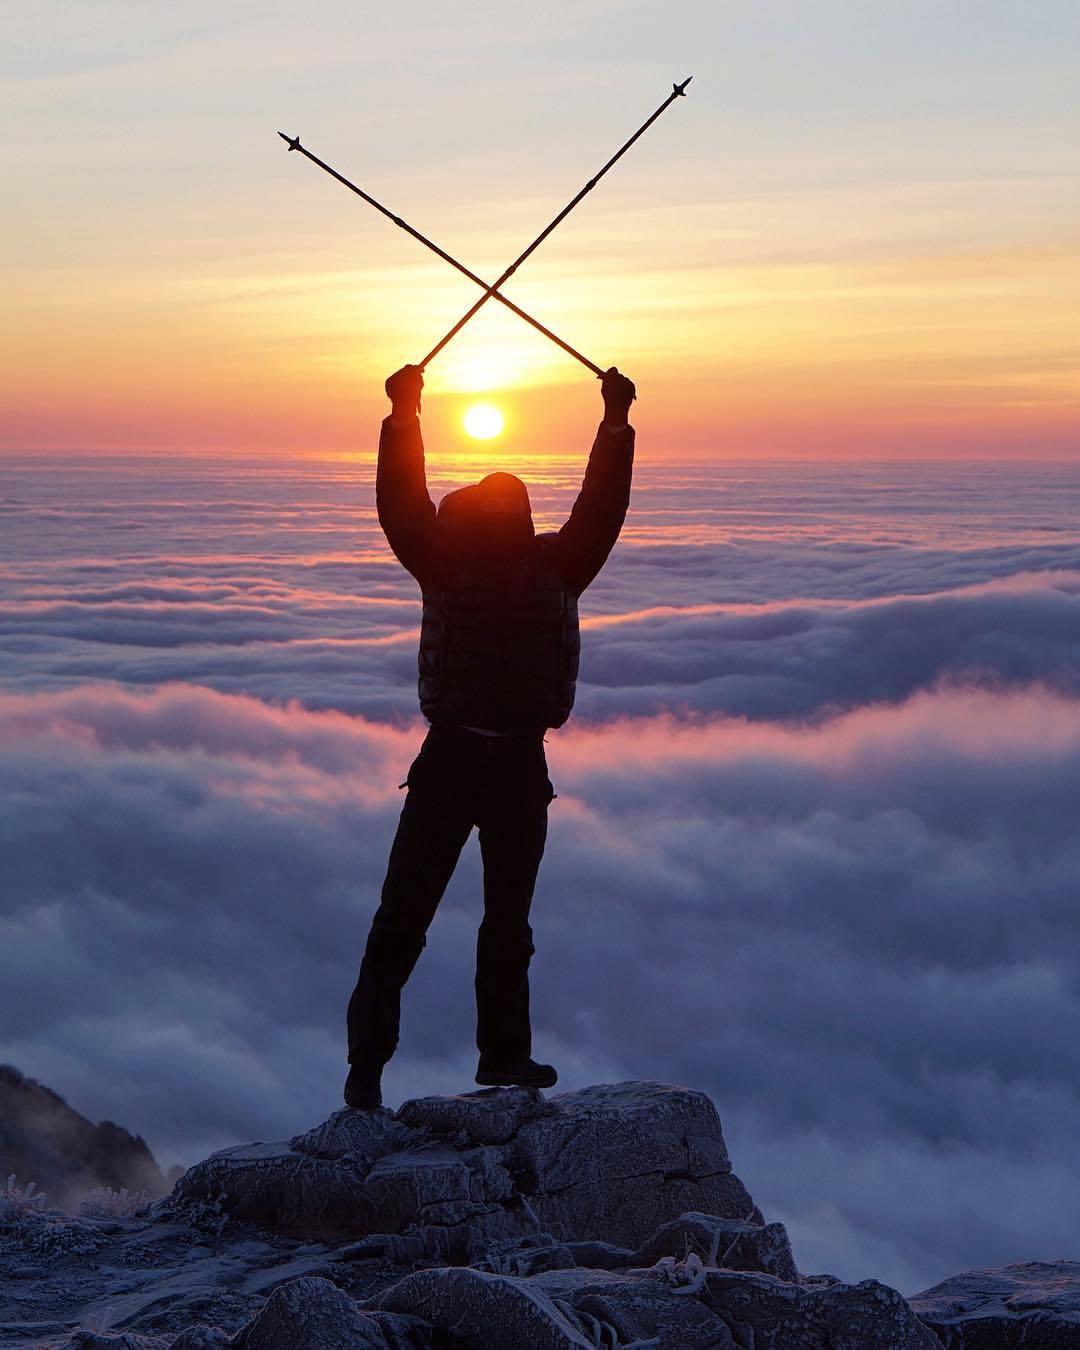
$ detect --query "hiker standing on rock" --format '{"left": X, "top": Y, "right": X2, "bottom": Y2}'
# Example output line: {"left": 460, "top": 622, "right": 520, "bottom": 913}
{"left": 345, "top": 362, "right": 636, "bottom": 1109}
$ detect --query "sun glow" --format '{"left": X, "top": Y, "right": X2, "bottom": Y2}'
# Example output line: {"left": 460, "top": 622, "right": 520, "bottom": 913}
{"left": 463, "top": 403, "right": 505, "bottom": 440}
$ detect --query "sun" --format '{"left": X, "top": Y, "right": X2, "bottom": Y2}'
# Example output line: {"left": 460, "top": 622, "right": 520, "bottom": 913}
{"left": 463, "top": 403, "right": 505, "bottom": 440}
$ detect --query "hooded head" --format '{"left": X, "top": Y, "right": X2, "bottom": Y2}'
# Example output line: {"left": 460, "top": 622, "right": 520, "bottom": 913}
{"left": 437, "top": 472, "right": 534, "bottom": 562}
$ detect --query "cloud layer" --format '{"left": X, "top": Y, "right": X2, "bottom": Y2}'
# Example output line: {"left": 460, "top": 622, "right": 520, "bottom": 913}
{"left": 3, "top": 451, "right": 1080, "bottom": 1294}
{"left": 5, "top": 678, "right": 1080, "bottom": 1292}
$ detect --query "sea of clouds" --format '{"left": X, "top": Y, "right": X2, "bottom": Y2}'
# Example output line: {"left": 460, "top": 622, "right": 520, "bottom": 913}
{"left": 3, "top": 446, "right": 1080, "bottom": 1293}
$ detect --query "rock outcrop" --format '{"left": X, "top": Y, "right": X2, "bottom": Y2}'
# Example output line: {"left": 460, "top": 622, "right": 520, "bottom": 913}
{"left": 910, "top": 1259, "right": 1080, "bottom": 1347}
{"left": 0, "top": 1079, "right": 1075, "bottom": 1347}
{"left": 176, "top": 1081, "right": 760, "bottom": 1255}
{"left": 0, "top": 1064, "right": 167, "bottom": 1211}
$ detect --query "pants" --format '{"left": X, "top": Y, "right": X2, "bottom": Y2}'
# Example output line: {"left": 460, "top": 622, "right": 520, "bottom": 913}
{"left": 347, "top": 723, "right": 555, "bottom": 1069}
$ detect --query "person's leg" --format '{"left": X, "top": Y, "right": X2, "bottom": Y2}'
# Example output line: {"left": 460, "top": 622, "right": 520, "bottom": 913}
{"left": 474, "top": 739, "right": 553, "bottom": 1067}
{"left": 347, "top": 736, "right": 473, "bottom": 1070}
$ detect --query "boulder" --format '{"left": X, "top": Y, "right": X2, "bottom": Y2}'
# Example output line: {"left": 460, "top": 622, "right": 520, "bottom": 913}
{"left": 697, "top": 1268, "right": 942, "bottom": 1348}
{"left": 374, "top": 1267, "right": 614, "bottom": 1350}
{"left": 173, "top": 1081, "right": 759, "bottom": 1253}
{"left": 234, "top": 1275, "right": 426, "bottom": 1349}
{"left": 233, "top": 1275, "right": 384, "bottom": 1347}
{"left": 503, "top": 1081, "right": 762, "bottom": 1249}
{"left": 909, "top": 1259, "right": 1080, "bottom": 1347}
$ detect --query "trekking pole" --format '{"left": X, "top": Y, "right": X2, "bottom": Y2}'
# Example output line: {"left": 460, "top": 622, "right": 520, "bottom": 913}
{"left": 278, "top": 133, "right": 603, "bottom": 375}
{"left": 418, "top": 77, "right": 692, "bottom": 371}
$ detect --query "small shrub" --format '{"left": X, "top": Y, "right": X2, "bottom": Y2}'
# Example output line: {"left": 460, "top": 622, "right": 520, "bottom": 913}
{"left": 80, "top": 1185, "right": 155, "bottom": 1219}
{"left": 1, "top": 1174, "right": 47, "bottom": 1217}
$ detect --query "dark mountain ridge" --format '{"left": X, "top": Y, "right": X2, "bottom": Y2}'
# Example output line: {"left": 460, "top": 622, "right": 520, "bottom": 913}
{"left": 0, "top": 1063, "right": 167, "bottom": 1211}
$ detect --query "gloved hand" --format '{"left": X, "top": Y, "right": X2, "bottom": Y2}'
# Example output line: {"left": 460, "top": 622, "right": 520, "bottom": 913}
{"left": 385, "top": 364, "right": 424, "bottom": 418}
{"left": 600, "top": 367, "right": 636, "bottom": 426}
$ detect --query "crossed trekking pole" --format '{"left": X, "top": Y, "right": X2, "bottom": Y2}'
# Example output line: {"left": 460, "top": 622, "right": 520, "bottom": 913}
{"left": 279, "top": 77, "right": 691, "bottom": 379}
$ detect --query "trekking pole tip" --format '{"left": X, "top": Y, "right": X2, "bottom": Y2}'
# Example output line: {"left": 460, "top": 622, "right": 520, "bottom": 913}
{"left": 674, "top": 76, "right": 692, "bottom": 96}
{"left": 278, "top": 132, "right": 302, "bottom": 151}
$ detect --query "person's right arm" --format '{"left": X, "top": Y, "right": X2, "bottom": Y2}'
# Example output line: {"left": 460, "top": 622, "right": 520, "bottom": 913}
{"left": 375, "top": 365, "right": 437, "bottom": 584}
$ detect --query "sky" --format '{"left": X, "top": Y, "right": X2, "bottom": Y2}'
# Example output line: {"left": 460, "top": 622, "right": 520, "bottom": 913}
{"left": 4, "top": 449, "right": 1080, "bottom": 1296}
{"left": 4, "top": 0, "right": 1080, "bottom": 457}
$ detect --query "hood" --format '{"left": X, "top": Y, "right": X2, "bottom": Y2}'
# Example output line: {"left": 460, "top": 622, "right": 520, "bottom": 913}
{"left": 437, "top": 472, "right": 534, "bottom": 559}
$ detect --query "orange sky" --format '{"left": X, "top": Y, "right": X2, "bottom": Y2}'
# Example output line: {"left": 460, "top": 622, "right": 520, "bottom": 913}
{"left": 3, "top": 2, "right": 1079, "bottom": 459}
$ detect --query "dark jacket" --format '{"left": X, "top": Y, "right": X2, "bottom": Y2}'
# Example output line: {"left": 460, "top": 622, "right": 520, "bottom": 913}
{"left": 376, "top": 415, "right": 634, "bottom": 732}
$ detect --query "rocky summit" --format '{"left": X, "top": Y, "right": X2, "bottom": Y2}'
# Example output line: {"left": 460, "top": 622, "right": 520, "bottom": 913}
{"left": 0, "top": 1080, "right": 1075, "bottom": 1347}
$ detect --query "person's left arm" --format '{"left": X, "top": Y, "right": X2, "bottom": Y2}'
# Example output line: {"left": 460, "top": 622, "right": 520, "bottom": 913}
{"left": 553, "top": 368, "right": 636, "bottom": 594}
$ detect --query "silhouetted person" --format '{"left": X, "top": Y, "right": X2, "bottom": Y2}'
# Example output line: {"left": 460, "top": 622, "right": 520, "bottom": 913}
{"left": 345, "top": 363, "right": 636, "bottom": 1108}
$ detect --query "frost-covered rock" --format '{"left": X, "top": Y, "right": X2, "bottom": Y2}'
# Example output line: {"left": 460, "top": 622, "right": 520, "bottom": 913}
{"left": 696, "top": 1268, "right": 941, "bottom": 1348}
{"left": 173, "top": 1081, "right": 760, "bottom": 1253}
{"left": 371, "top": 1262, "right": 941, "bottom": 1349}
{"left": 395, "top": 1084, "right": 549, "bottom": 1144}
{"left": 909, "top": 1259, "right": 1080, "bottom": 1346}
{"left": 373, "top": 1266, "right": 611, "bottom": 1350}
{"left": 167, "top": 1328, "right": 231, "bottom": 1350}
{"left": 234, "top": 1275, "right": 395, "bottom": 1348}
{"left": 631, "top": 1209, "right": 798, "bottom": 1281}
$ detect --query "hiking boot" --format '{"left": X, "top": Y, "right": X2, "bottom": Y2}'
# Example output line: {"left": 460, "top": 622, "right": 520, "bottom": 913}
{"left": 476, "top": 1057, "right": 558, "bottom": 1089}
{"left": 344, "top": 1062, "right": 383, "bottom": 1110}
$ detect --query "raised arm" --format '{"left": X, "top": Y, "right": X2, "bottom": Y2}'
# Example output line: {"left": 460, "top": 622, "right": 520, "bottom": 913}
{"left": 376, "top": 365, "right": 438, "bottom": 585}
{"left": 554, "top": 368, "right": 637, "bottom": 595}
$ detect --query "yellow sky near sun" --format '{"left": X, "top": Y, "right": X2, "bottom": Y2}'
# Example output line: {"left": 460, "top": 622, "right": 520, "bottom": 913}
{"left": 8, "top": 230, "right": 1078, "bottom": 459}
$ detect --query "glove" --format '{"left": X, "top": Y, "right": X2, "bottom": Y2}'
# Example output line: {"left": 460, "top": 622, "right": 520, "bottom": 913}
{"left": 600, "top": 367, "right": 636, "bottom": 426}
{"left": 385, "top": 365, "right": 424, "bottom": 418}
